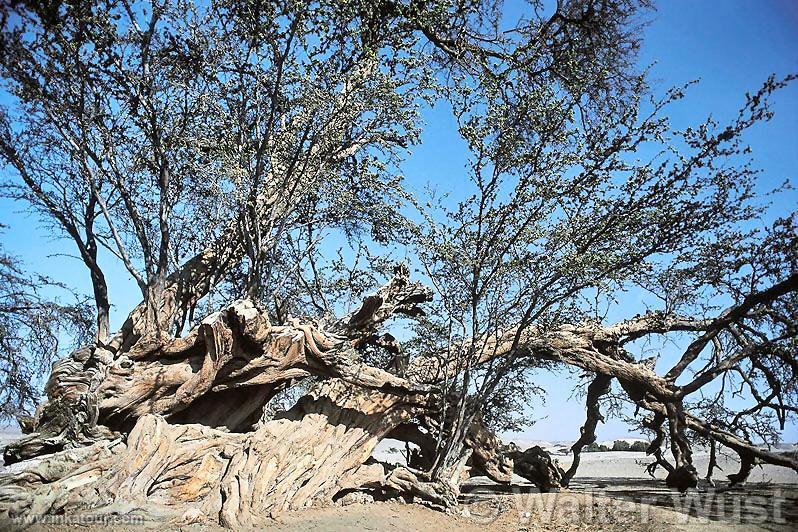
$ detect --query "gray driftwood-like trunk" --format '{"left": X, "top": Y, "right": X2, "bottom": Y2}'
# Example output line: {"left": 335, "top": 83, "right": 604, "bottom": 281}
{"left": 0, "top": 268, "right": 518, "bottom": 525}
{"left": 1, "top": 268, "right": 796, "bottom": 527}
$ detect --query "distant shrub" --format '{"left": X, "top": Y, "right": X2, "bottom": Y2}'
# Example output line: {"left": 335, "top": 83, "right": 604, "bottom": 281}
{"left": 612, "top": 440, "right": 631, "bottom": 451}
{"left": 604, "top": 440, "right": 650, "bottom": 451}
{"left": 561, "top": 440, "right": 652, "bottom": 453}
{"left": 584, "top": 442, "right": 610, "bottom": 452}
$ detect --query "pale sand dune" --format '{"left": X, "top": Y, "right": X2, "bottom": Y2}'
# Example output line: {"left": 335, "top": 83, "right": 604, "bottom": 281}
{"left": 374, "top": 438, "right": 798, "bottom": 484}
{"left": 0, "top": 430, "right": 21, "bottom": 472}
{"left": 554, "top": 450, "right": 798, "bottom": 485}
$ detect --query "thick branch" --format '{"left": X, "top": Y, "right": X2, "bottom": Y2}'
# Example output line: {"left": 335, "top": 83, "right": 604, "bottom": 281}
{"left": 666, "top": 273, "right": 798, "bottom": 380}
{"left": 561, "top": 373, "right": 613, "bottom": 486}
{"left": 330, "top": 263, "right": 433, "bottom": 340}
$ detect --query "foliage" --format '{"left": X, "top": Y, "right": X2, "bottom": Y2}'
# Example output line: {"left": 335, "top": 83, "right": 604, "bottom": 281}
{"left": 584, "top": 442, "right": 610, "bottom": 452}
{"left": 409, "top": 0, "right": 796, "bottom": 476}
{"left": 0, "top": 232, "right": 93, "bottom": 421}
{"left": 0, "top": 0, "right": 430, "bottom": 332}
{"left": 0, "top": 0, "right": 795, "bottom": 493}
{"left": 611, "top": 439, "right": 630, "bottom": 451}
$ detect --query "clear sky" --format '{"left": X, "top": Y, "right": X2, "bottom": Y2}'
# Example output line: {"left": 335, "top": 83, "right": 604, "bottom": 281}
{"left": 1, "top": 1, "right": 797, "bottom": 442}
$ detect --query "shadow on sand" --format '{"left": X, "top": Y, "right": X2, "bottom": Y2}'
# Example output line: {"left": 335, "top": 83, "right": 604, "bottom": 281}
{"left": 460, "top": 476, "right": 798, "bottom": 528}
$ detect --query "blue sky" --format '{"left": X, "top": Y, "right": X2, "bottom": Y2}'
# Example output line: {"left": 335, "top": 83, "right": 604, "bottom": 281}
{"left": 1, "top": 1, "right": 797, "bottom": 441}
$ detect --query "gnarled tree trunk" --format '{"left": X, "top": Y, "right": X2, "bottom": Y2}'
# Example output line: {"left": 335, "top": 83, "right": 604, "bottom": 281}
{"left": 2, "top": 268, "right": 797, "bottom": 527}
{"left": 0, "top": 267, "right": 492, "bottom": 525}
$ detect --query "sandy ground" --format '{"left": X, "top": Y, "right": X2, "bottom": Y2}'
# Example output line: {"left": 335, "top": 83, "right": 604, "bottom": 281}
{"left": 553, "top": 449, "right": 798, "bottom": 484}
{"left": 10, "top": 488, "right": 793, "bottom": 532}
{"left": 218, "top": 492, "right": 789, "bottom": 532}
{"left": 6, "top": 474, "right": 796, "bottom": 530}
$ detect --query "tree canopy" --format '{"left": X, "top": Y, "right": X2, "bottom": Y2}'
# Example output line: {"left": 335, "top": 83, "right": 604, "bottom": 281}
{"left": 0, "top": 0, "right": 796, "bottom": 525}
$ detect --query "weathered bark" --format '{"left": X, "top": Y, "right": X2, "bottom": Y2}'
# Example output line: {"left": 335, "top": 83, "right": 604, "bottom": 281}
{"left": 6, "top": 265, "right": 432, "bottom": 464}
{"left": 464, "top": 419, "right": 514, "bottom": 483}
{"left": 623, "top": 389, "right": 798, "bottom": 489}
{"left": 0, "top": 439, "right": 126, "bottom": 521}
{"left": 2, "top": 267, "right": 797, "bottom": 526}
{"left": 2, "top": 391, "right": 118, "bottom": 465}
{"left": 1, "top": 379, "right": 500, "bottom": 525}
{"left": 727, "top": 450, "right": 756, "bottom": 487}
{"left": 353, "top": 462, "right": 465, "bottom": 507}
{"left": 663, "top": 401, "right": 699, "bottom": 492}
{"left": 0, "top": 378, "right": 431, "bottom": 527}
{"left": 642, "top": 412, "right": 675, "bottom": 477}
{"left": 5, "top": 305, "right": 403, "bottom": 460}
{"left": 0, "top": 269, "right": 463, "bottom": 525}
{"left": 705, "top": 438, "right": 721, "bottom": 487}
{"left": 88, "top": 261, "right": 111, "bottom": 343}
{"left": 331, "top": 263, "right": 433, "bottom": 340}
{"left": 385, "top": 415, "right": 514, "bottom": 486}
{"left": 561, "top": 373, "right": 612, "bottom": 487}
{"left": 508, "top": 445, "right": 564, "bottom": 492}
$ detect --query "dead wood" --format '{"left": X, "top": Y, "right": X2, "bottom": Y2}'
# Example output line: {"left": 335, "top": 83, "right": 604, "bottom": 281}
{"left": 1, "top": 268, "right": 796, "bottom": 526}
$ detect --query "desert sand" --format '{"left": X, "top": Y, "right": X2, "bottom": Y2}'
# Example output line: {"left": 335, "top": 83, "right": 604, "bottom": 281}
{"left": 12, "top": 488, "right": 794, "bottom": 531}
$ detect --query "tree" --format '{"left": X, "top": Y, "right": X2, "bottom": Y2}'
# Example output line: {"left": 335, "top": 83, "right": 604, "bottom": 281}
{"left": 0, "top": 229, "right": 93, "bottom": 422}
{"left": 410, "top": 65, "right": 797, "bottom": 492}
{"left": 0, "top": 0, "right": 796, "bottom": 527}
{"left": 0, "top": 0, "right": 417, "bottom": 338}
{"left": 612, "top": 440, "right": 631, "bottom": 452}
